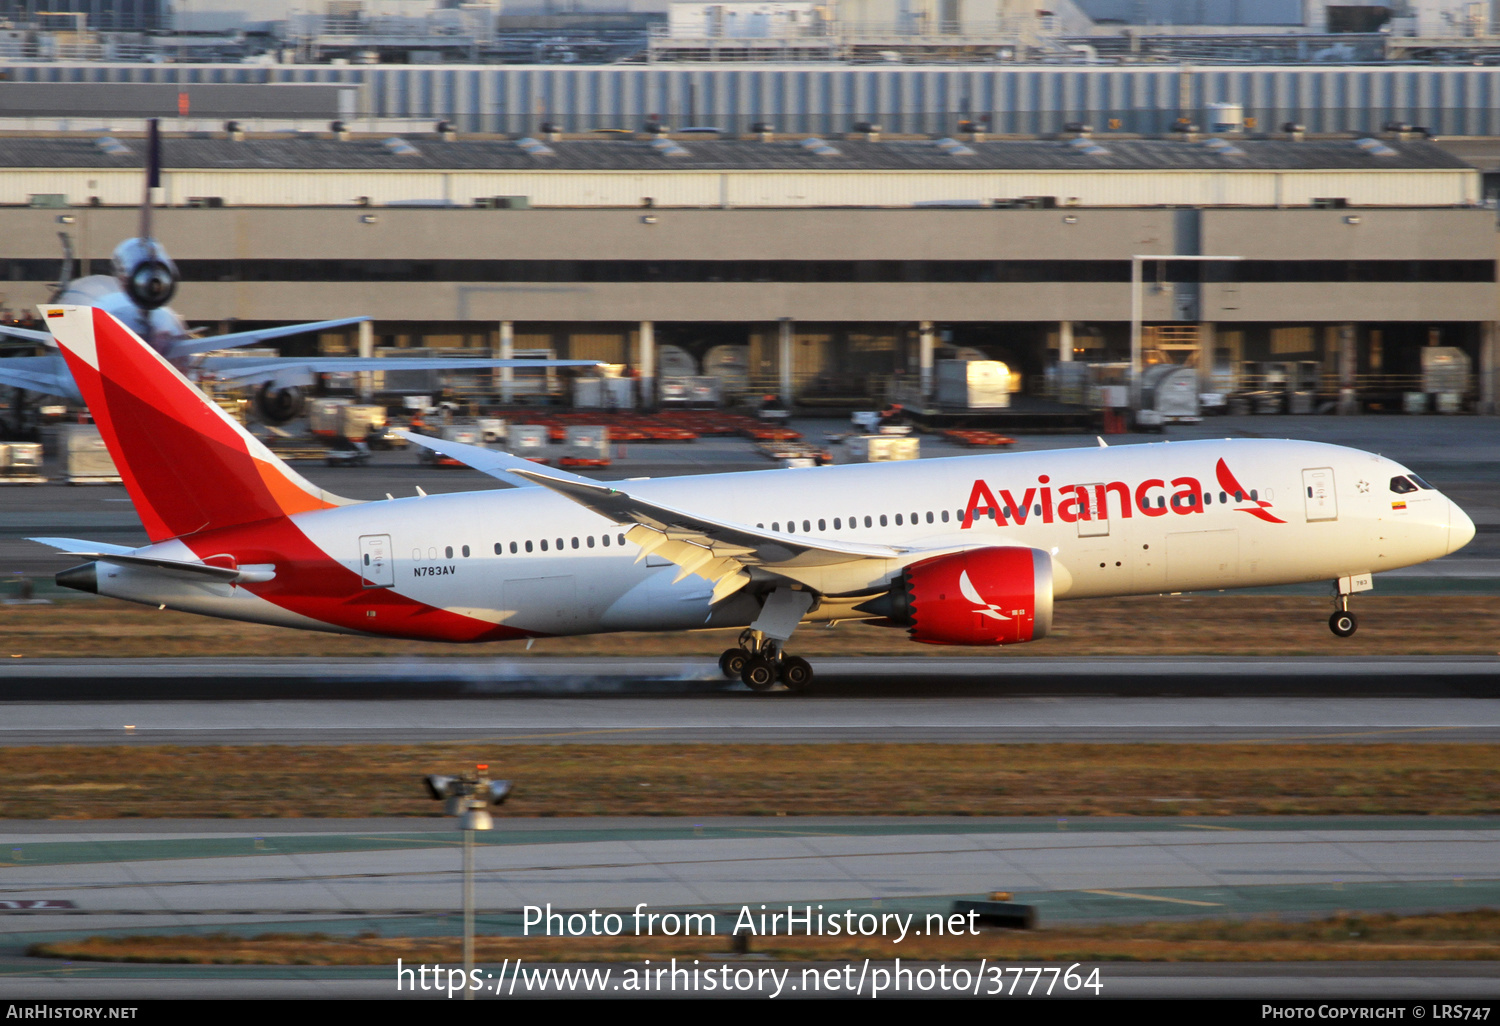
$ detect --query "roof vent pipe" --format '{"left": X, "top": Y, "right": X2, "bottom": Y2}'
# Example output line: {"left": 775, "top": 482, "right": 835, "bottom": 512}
{"left": 330, "top": 120, "right": 349, "bottom": 142}
{"left": 1062, "top": 121, "right": 1092, "bottom": 138}
{"left": 436, "top": 119, "right": 456, "bottom": 142}
{"left": 751, "top": 121, "right": 774, "bottom": 142}
{"left": 958, "top": 119, "right": 986, "bottom": 143}
{"left": 851, "top": 121, "right": 881, "bottom": 142}
{"left": 1282, "top": 121, "right": 1306, "bottom": 142}
{"left": 539, "top": 121, "right": 562, "bottom": 143}
{"left": 224, "top": 119, "right": 244, "bottom": 142}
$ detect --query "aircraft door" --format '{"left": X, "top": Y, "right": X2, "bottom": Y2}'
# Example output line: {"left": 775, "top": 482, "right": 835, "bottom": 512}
{"left": 1076, "top": 483, "right": 1109, "bottom": 537}
{"left": 1302, "top": 468, "right": 1338, "bottom": 522}
{"left": 359, "top": 534, "right": 395, "bottom": 588}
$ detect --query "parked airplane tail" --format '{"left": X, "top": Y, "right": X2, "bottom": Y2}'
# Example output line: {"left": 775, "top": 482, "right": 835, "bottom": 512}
{"left": 43, "top": 305, "right": 353, "bottom": 544}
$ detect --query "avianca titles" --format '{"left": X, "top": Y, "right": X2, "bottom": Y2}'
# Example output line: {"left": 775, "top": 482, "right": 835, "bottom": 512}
{"left": 31, "top": 306, "right": 1475, "bottom": 692}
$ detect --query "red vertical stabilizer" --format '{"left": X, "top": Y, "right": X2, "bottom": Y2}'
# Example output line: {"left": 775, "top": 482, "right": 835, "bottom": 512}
{"left": 44, "top": 305, "right": 349, "bottom": 544}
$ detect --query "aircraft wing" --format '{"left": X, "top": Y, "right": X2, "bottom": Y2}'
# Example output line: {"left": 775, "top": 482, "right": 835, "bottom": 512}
{"left": 165, "top": 317, "right": 374, "bottom": 357}
{"left": 0, "top": 356, "right": 76, "bottom": 398}
{"left": 511, "top": 468, "right": 907, "bottom": 603}
{"left": 0, "top": 325, "right": 53, "bottom": 345}
{"left": 396, "top": 429, "right": 593, "bottom": 489}
{"left": 198, "top": 356, "right": 604, "bottom": 386}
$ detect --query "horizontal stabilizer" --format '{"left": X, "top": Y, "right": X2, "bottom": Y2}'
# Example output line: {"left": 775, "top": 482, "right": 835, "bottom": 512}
{"left": 28, "top": 536, "right": 135, "bottom": 556}
{"left": 52, "top": 551, "right": 275, "bottom": 583}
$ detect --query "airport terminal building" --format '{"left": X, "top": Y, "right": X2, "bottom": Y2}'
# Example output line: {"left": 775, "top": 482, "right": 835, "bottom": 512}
{"left": 0, "top": 128, "right": 1495, "bottom": 411}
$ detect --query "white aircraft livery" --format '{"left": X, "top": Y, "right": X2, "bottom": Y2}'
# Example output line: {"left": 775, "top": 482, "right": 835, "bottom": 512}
{"left": 31, "top": 305, "right": 1475, "bottom": 692}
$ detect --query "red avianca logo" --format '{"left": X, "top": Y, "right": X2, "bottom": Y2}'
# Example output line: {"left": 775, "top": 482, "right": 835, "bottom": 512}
{"left": 960, "top": 457, "right": 1286, "bottom": 529}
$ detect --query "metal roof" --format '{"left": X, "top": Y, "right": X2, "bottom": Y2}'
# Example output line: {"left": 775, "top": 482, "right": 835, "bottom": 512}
{"left": 0, "top": 136, "right": 1474, "bottom": 173}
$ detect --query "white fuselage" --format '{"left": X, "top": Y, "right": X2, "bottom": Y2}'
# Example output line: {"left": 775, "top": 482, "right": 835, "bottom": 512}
{"left": 93, "top": 438, "right": 1471, "bottom": 641}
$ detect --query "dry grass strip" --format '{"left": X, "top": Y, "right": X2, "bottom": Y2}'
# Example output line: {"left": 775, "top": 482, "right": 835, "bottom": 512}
{"left": 28, "top": 910, "right": 1500, "bottom": 965}
{"left": 2, "top": 743, "right": 1496, "bottom": 818}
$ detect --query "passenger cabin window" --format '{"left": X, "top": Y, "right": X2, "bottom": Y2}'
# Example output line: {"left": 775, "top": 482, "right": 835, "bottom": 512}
{"left": 540, "top": 540, "right": 548, "bottom": 551}
{"left": 445, "top": 546, "right": 453, "bottom": 559}
{"left": 510, "top": 542, "right": 518, "bottom": 554}
{"left": 525, "top": 541, "right": 533, "bottom": 552}
{"left": 462, "top": 545, "right": 470, "bottom": 557}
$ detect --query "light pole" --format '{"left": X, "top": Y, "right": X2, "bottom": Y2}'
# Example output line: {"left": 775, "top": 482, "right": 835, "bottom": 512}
{"left": 1130, "top": 254, "right": 1243, "bottom": 408}
{"left": 424, "top": 766, "right": 513, "bottom": 1000}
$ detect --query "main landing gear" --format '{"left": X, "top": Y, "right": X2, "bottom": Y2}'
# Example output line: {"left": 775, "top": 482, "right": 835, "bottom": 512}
{"left": 719, "top": 629, "right": 815, "bottom": 693}
{"left": 1328, "top": 593, "right": 1358, "bottom": 638}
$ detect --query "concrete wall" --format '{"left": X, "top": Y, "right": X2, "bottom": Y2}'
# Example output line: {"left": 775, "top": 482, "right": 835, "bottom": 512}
{"left": 5, "top": 206, "right": 1492, "bottom": 260}
{"left": 0, "top": 205, "right": 1491, "bottom": 324}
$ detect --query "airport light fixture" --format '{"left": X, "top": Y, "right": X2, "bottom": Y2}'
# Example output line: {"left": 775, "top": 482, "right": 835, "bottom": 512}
{"left": 1129, "top": 254, "right": 1243, "bottom": 406}
{"left": 424, "top": 765, "right": 512, "bottom": 999}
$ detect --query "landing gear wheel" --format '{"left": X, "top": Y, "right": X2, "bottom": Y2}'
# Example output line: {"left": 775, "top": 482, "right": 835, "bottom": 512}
{"left": 779, "top": 656, "right": 814, "bottom": 693}
{"left": 718, "top": 648, "right": 748, "bottom": 680}
{"left": 1329, "top": 610, "right": 1358, "bottom": 638}
{"left": 741, "top": 656, "right": 778, "bottom": 692}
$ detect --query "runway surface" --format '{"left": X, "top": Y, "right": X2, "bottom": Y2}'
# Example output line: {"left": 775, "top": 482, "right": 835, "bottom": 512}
{"left": 1, "top": 816, "right": 1496, "bottom": 998}
{"left": 3, "top": 654, "right": 1500, "bottom": 697}
{"left": 2, "top": 655, "right": 1498, "bottom": 744}
{"left": 2, "top": 692, "right": 1499, "bottom": 745}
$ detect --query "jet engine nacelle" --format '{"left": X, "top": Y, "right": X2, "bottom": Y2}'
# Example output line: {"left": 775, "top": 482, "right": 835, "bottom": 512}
{"left": 253, "top": 382, "right": 306, "bottom": 424}
{"left": 860, "top": 546, "right": 1054, "bottom": 646}
{"left": 111, "top": 238, "right": 179, "bottom": 310}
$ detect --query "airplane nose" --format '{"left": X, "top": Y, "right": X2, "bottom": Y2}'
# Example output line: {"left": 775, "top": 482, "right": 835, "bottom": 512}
{"left": 1448, "top": 499, "right": 1476, "bottom": 555}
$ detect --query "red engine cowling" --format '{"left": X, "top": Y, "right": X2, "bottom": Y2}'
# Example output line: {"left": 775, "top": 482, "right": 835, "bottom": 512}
{"left": 864, "top": 547, "right": 1054, "bottom": 646}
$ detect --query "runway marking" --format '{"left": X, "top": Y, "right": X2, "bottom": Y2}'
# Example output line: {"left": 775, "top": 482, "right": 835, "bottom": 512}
{"left": 1178, "top": 824, "right": 1243, "bottom": 831}
{"left": 1082, "top": 889, "right": 1223, "bottom": 907}
{"left": 1250, "top": 727, "right": 1469, "bottom": 742}
{"left": 461, "top": 729, "right": 667, "bottom": 741}
{"left": 5, "top": 836, "right": 1496, "bottom": 888}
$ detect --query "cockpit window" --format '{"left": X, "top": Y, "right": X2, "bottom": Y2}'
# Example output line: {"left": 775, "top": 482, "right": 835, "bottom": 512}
{"left": 1408, "top": 474, "right": 1435, "bottom": 490}
{"left": 1390, "top": 476, "right": 1419, "bottom": 494}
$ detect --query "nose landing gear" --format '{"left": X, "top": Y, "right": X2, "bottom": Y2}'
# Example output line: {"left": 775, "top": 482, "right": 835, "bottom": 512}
{"left": 719, "top": 629, "right": 816, "bottom": 693}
